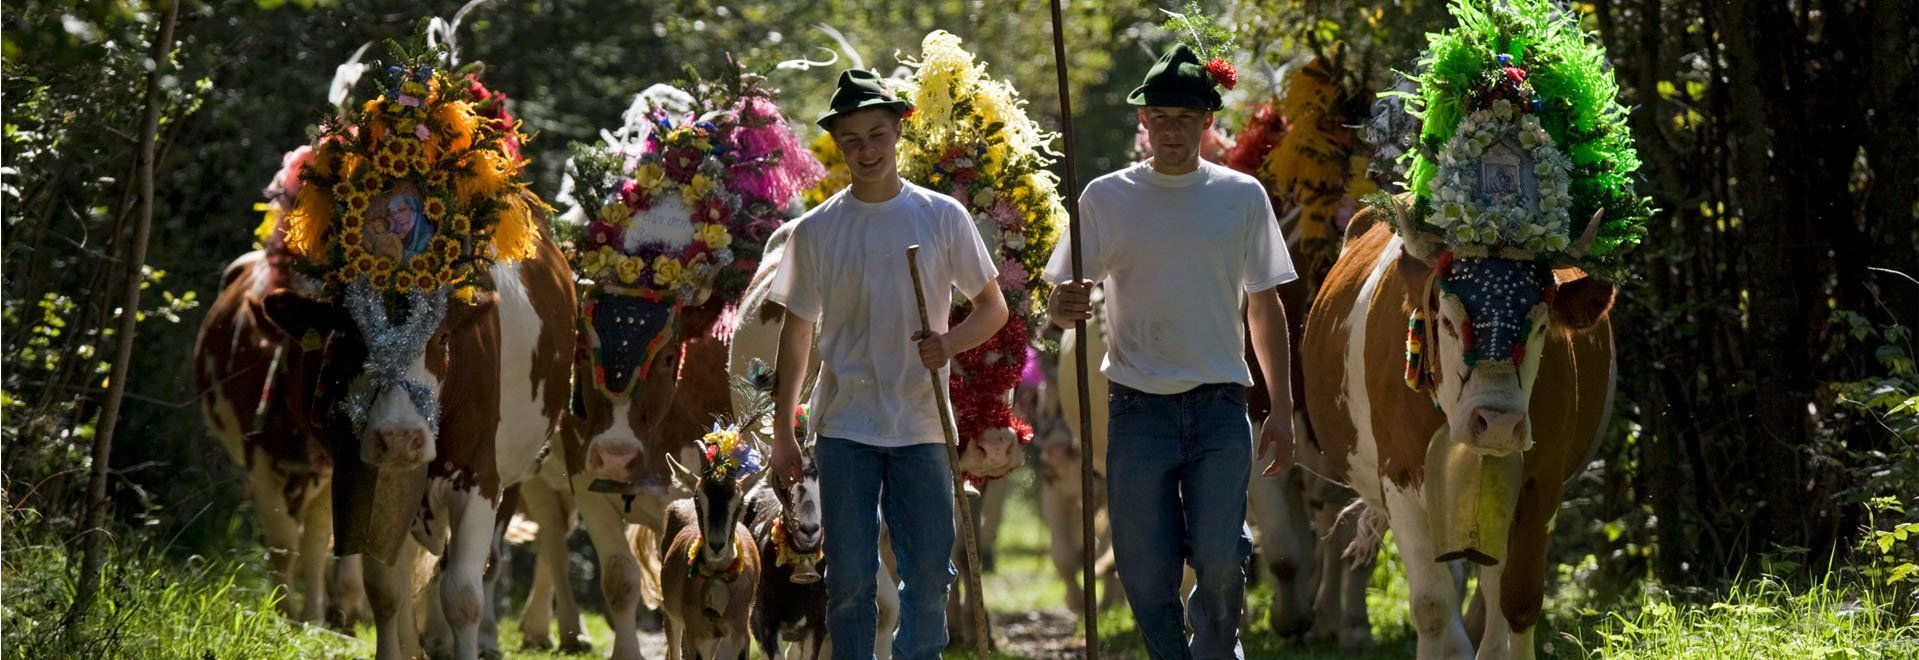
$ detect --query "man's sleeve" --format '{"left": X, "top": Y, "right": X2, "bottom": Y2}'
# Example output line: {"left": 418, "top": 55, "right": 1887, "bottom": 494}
{"left": 947, "top": 203, "right": 999, "bottom": 299}
{"left": 1242, "top": 187, "right": 1298, "bottom": 292}
{"left": 767, "top": 220, "right": 824, "bottom": 322}
{"left": 1043, "top": 187, "right": 1105, "bottom": 285}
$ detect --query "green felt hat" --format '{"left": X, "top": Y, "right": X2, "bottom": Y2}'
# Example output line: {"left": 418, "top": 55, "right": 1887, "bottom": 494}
{"left": 816, "top": 69, "right": 913, "bottom": 131}
{"left": 1127, "top": 43, "right": 1223, "bottom": 111}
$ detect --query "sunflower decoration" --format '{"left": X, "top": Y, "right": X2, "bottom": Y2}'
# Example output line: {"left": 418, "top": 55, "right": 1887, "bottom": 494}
{"left": 281, "top": 44, "right": 544, "bottom": 296}
{"left": 1385, "top": 0, "right": 1651, "bottom": 269}
{"left": 561, "top": 67, "right": 824, "bottom": 305}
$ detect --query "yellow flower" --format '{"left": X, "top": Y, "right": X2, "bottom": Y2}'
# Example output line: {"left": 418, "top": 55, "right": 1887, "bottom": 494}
{"left": 682, "top": 174, "right": 714, "bottom": 207}
{"left": 697, "top": 223, "right": 731, "bottom": 250}
{"left": 580, "top": 249, "right": 606, "bottom": 277}
{"left": 616, "top": 255, "right": 644, "bottom": 284}
{"left": 635, "top": 163, "right": 667, "bottom": 193}
{"left": 597, "top": 204, "right": 630, "bottom": 225}
{"left": 650, "top": 255, "right": 683, "bottom": 288}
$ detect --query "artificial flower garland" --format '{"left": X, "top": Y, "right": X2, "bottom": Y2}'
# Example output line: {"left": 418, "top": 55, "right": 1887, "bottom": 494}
{"left": 1427, "top": 99, "right": 1575, "bottom": 254}
{"left": 565, "top": 71, "right": 823, "bottom": 305}
{"left": 699, "top": 423, "right": 764, "bottom": 481}
{"left": 283, "top": 58, "right": 543, "bottom": 295}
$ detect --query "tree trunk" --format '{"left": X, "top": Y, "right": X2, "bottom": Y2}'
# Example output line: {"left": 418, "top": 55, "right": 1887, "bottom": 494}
{"left": 66, "top": 0, "right": 178, "bottom": 628}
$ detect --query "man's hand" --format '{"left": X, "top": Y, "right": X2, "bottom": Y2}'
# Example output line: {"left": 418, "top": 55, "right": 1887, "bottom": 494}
{"left": 912, "top": 330, "right": 950, "bottom": 370}
{"left": 1256, "top": 412, "right": 1296, "bottom": 477}
{"left": 769, "top": 427, "right": 803, "bottom": 486}
{"left": 1048, "top": 279, "right": 1094, "bottom": 329}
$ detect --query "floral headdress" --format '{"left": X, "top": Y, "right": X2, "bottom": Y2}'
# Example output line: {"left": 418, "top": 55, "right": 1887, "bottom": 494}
{"left": 560, "top": 67, "right": 823, "bottom": 304}
{"left": 282, "top": 41, "right": 542, "bottom": 297}
{"left": 698, "top": 423, "right": 764, "bottom": 481}
{"left": 1385, "top": 0, "right": 1650, "bottom": 268}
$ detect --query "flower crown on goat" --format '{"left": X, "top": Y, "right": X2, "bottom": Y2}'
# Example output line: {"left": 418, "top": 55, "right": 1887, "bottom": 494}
{"left": 700, "top": 423, "right": 764, "bottom": 480}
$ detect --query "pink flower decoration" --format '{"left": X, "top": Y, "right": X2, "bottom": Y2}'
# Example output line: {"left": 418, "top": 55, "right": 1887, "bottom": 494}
{"left": 990, "top": 198, "right": 1021, "bottom": 229}
{"left": 996, "top": 258, "right": 1029, "bottom": 290}
{"left": 619, "top": 179, "right": 649, "bottom": 210}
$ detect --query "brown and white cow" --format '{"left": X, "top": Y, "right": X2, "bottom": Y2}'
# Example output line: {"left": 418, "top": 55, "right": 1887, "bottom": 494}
{"left": 255, "top": 228, "right": 576, "bottom": 660}
{"left": 1302, "top": 204, "right": 1616, "bottom": 659}
{"left": 196, "top": 251, "right": 366, "bottom": 627}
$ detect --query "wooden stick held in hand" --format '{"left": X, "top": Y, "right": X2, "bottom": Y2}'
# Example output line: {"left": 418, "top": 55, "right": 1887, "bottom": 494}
{"left": 905, "top": 244, "right": 991, "bottom": 660}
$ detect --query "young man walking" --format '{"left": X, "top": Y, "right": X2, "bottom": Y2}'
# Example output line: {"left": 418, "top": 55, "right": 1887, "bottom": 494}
{"left": 1046, "top": 44, "right": 1298, "bottom": 660}
{"left": 768, "top": 68, "right": 1009, "bottom": 660}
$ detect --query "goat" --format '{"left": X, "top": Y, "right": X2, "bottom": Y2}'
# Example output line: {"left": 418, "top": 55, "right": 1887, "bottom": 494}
{"left": 747, "top": 440, "right": 828, "bottom": 659}
{"left": 658, "top": 432, "right": 765, "bottom": 660}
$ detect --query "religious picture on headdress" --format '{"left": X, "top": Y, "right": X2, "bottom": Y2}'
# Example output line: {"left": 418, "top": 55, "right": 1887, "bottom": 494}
{"left": 366, "top": 182, "right": 435, "bottom": 261}
{"left": 1476, "top": 138, "right": 1537, "bottom": 208}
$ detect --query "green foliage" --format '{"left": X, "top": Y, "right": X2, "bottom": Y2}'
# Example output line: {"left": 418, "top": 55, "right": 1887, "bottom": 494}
{"left": 1157, "top": 2, "right": 1238, "bottom": 61}
{"left": 1558, "top": 576, "right": 1919, "bottom": 658}
{"left": 1, "top": 512, "right": 369, "bottom": 659}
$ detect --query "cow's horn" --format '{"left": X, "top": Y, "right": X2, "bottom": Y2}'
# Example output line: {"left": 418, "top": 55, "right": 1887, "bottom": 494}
{"left": 1390, "top": 194, "right": 1443, "bottom": 264}
{"left": 1567, "top": 208, "right": 1605, "bottom": 259}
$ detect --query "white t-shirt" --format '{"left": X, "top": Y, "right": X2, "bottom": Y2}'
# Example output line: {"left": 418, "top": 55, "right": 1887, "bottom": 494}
{"left": 1044, "top": 160, "right": 1296, "bottom": 395}
{"left": 770, "top": 182, "right": 999, "bottom": 447}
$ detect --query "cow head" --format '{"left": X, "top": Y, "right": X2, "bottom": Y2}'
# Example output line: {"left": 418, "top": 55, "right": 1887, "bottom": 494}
{"left": 666, "top": 426, "right": 766, "bottom": 577}
{"left": 576, "top": 291, "right": 687, "bottom": 493}
{"left": 1397, "top": 207, "right": 1616, "bottom": 456}
{"left": 254, "top": 281, "right": 496, "bottom": 470}
{"left": 1395, "top": 204, "right": 1615, "bottom": 565}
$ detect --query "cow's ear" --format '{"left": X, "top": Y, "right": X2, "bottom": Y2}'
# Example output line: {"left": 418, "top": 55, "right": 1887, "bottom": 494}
{"left": 249, "top": 289, "right": 347, "bottom": 345}
{"left": 1551, "top": 275, "right": 1615, "bottom": 330}
{"left": 444, "top": 292, "right": 499, "bottom": 335}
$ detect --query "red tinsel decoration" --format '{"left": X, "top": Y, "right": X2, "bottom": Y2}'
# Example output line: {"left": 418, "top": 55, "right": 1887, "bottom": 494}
{"left": 947, "top": 309, "right": 1034, "bottom": 480}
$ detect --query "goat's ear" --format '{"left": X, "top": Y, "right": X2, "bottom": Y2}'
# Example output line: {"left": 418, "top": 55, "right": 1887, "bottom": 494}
{"left": 666, "top": 453, "right": 699, "bottom": 495}
{"left": 1551, "top": 275, "right": 1616, "bottom": 330}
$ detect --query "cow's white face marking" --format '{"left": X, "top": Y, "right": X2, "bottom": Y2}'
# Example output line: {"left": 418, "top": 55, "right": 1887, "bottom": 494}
{"left": 360, "top": 355, "right": 441, "bottom": 466}
{"left": 1428, "top": 275, "right": 1552, "bottom": 456}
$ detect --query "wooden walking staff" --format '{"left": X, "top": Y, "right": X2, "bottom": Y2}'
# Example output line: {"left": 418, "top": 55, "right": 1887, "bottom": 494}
{"left": 1045, "top": 0, "right": 1099, "bottom": 655}
{"left": 904, "top": 244, "right": 992, "bottom": 660}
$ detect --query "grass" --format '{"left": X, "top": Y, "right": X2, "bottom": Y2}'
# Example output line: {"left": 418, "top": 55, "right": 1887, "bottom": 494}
{"left": 2, "top": 532, "right": 369, "bottom": 659}
{"left": 12, "top": 473, "right": 1916, "bottom": 658}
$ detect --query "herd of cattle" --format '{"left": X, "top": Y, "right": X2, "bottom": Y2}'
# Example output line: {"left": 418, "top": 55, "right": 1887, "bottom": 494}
{"left": 195, "top": 185, "right": 1614, "bottom": 659}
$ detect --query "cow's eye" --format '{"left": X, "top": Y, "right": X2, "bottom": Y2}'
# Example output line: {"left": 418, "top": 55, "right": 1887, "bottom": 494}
{"left": 1440, "top": 317, "right": 1458, "bottom": 337}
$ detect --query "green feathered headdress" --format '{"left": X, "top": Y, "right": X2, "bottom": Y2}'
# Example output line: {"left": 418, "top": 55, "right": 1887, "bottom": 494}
{"left": 1389, "top": 0, "right": 1650, "bottom": 267}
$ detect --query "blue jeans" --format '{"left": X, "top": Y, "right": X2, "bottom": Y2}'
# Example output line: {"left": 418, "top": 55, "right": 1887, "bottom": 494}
{"left": 816, "top": 436, "right": 956, "bottom": 660}
{"left": 1106, "top": 382, "right": 1254, "bottom": 660}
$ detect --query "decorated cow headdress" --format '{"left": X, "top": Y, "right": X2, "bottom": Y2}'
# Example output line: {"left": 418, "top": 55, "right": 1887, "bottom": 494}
{"left": 1387, "top": 0, "right": 1650, "bottom": 383}
{"left": 559, "top": 66, "right": 823, "bottom": 397}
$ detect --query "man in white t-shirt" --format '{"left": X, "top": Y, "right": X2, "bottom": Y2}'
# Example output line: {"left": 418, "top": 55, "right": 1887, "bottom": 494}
{"left": 768, "top": 68, "right": 1008, "bottom": 660}
{"left": 1045, "top": 44, "right": 1297, "bottom": 660}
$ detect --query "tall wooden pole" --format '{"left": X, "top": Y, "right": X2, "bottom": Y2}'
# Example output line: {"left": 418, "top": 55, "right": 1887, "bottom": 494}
{"left": 68, "top": 0, "right": 179, "bottom": 629}
{"left": 1044, "top": 1, "right": 1098, "bottom": 656}
{"left": 905, "top": 245, "right": 991, "bottom": 660}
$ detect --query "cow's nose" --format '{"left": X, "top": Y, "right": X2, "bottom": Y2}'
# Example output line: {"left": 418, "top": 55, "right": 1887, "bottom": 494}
{"left": 798, "top": 522, "right": 821, "bottom": 537}
{"left": 586, "top": 443, "right": 640, "bottom": 480}
{"left": 377, "top": 427, "right": 430, "bottom": 465}
{"left": 1470, "top": 407, "right": 1525, "bottom": 442}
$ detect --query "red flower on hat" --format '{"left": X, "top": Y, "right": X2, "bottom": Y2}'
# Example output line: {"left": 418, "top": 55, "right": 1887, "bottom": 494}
{"left": 901, "top": 106, "right": 918, "bottom": 120}
{"left": 1206, "top": 58, "right": 1238, "bottom": 91}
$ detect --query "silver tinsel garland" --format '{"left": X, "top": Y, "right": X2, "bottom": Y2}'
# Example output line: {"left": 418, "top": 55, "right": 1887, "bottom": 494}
{"left": 341, "top": 278, "right": 449, "bottom": 437}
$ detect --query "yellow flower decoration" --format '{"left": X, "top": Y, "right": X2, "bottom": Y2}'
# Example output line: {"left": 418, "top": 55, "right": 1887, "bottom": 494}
{"left": 616, "top": 255, "right": 643, "bottom": 284}
{"left": 650, "top": 255, "right": 683, "bottom": 287}
{"left": 697, "top": 223, "right": 731, "bottom": 250}
{"left": 682, "top": 173, "right": 715, "bottom": 207}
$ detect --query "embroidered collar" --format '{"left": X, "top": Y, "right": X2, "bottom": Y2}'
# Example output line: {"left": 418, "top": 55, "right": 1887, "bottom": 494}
{"left": 771, "top": 518, "right": 824, "bottom": 568}
{"left": 685, "top": 534, "right": 748, "bottom": 581}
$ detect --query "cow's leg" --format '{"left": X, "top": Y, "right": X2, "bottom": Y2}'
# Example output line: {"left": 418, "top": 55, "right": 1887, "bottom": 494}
{"left": 978, "top": 477, "right": 1009, "bottom": 572}
{"left": 329, "top": 553, "right": 369, "bottom": 631}
{"left": 1040, "top": 473, "right": 1086, "bottom": 614}
{"left": 580, "top": 493, "right": 644, "bottom": 660}
{"left": 436, "top": 489, "right": 494, "bottom": 660}
{"left": 1384, "top": 485, "right": 1473, "bottom": 660}
{"left": 1246, "top": 457, "right": 1313, "bottom": 639}
{"left": 1491, "top": 482, "right": 1564, "bottom": 660}
{"left": 365, "top": 541, "right": 422, "bottom": 660}
{"left": 519, "top": 476, "right": 588, "bottom": 651}
{"left": 249, "top": 462, "right": 305, "bottom": 619}
{"left": 1475, "top": 562, "right": 1512, "bottom": 660}
{"left": 295, "top": 479, "right": 333, "bottom": 622}
{"left": 1336, "top": 528, "right": 1377, "bottom": 651}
